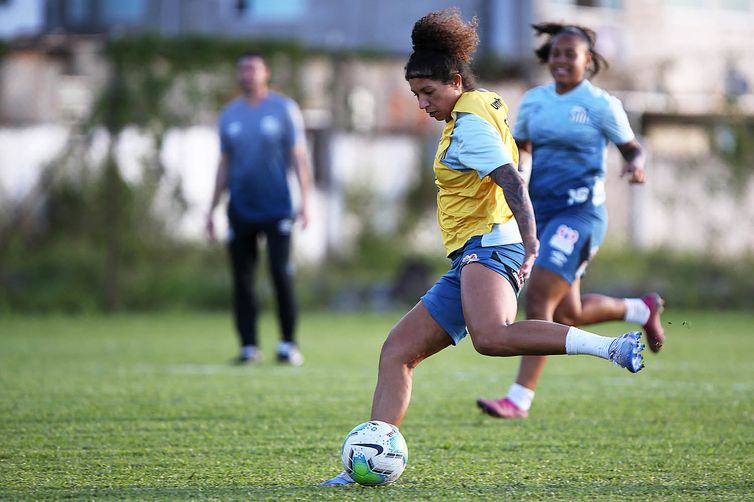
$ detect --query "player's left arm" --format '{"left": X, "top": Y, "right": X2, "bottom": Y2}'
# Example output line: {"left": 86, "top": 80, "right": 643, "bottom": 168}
{"left": 489, "top": 164, "right": 539, "bottom": 282}
{"left": 616, "top": 139, "right": 647, "bottom": 184}
{"left": 291, "top": 142, "right": 312, "bottom": 228}
{"left": 604, "top": 95, "right": 647, "bottom": 185}
{"left": 287, "top": 100, "right": 313, "bottom": 228}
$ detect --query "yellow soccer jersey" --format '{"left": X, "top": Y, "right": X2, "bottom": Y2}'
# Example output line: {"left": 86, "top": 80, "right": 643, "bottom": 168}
{"left": 434, "top": 90, "right": 520, "bottom": 255}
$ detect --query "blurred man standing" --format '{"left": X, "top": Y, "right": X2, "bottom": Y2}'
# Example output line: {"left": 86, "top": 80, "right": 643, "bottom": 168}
{"left": 206, "top": 51, "right": 312, "bottom": 365}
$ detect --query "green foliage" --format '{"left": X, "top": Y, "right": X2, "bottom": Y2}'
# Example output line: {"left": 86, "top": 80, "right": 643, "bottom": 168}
{"left": 473, "top": 55, "right": 528, "bottom": 82}
{"left": 722, "top": 124, "right": 754, "bottom": 186}
{"left": 0, "top": 311, "right": 752, "bottom": 500}
{"left": 96, "top": 34, "right": 311, "bottom": 132}
{"left": 582, "top": 246, "right": 754, "bottom": 310}
{"left": 708, "top": 105, "right": 754, "bottom": 191}
{"left": 0, "top": 144, "right": 227, "bottom": 313}
{"left": 2, "top": 35, "right": 751, "bottom": 314}
{"left": 1, "top": 34, "right": 316, "bottom": 313}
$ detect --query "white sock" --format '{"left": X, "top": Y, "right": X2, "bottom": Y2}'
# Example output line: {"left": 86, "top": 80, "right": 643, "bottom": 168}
{"left": 506, "top": 383, "right": 535, "bottom": 411}
{"left": 241, "top": 345, "right": 257, "bottom": 359}
{"left": 565, "top": 326, "right": 613, "bottom": 359}
{"left": 277, "top": 341, "right": 293, "bottom": 354}
{"left": 624, "top": 298, "right": 650, "bottom": 325}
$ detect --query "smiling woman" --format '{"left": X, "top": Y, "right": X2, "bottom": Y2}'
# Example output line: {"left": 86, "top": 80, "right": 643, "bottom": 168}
{"left": 477, "top": 22, "right": 665, "bottom": 421}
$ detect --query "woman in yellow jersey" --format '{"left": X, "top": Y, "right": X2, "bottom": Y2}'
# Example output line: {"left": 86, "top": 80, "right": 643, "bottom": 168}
{"left": 323, "top": 8, "right": 646, "bottom": 486}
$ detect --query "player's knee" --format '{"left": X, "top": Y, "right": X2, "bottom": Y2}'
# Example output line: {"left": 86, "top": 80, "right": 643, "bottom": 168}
{"left": 469, "top": 325, "right": 516, "bottom": 357}
{"left": 379, "top": 331, "right": 421, "bottom": 370}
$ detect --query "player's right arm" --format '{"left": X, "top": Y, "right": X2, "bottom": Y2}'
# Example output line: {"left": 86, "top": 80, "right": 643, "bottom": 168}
{"left": 206, "top": 153, "right": 229, "bottom": 241}
{"left": 488, "top": 164, "right": 539, "bottom": 282}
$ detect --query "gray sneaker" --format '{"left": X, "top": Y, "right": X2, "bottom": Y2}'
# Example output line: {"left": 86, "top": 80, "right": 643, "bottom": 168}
{"left": 276, "top": 342, "right": 304, "bottom": 366}
{"left": 608, "top": 331, "right": 645, "bottom": 373}
{"left": 235, "top": 346, "right": 262, "bottom": 365}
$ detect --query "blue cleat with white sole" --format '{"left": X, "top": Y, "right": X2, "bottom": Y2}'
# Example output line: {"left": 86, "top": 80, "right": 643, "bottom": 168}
{"left": 321, "top": 471, "right": 355, "bottom": 486}
{"left": 608, "top": 331, "right": 645, "bottom": 373}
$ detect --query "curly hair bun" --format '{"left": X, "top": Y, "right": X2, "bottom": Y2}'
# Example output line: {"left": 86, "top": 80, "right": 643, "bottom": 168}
{"left": 411, "top": 8, "right": 478, "bottom": 63}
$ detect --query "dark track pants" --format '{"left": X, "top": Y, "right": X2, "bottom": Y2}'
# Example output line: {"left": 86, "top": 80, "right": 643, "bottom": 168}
{"left": 227, "top": 216, "right": 297, "bottom": 348}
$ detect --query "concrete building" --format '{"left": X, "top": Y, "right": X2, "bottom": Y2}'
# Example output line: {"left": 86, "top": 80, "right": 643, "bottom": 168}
{"left": 1, "top": 0, "right": 754, "bottom": 258}
{"left": 40, "top": 0, "right": 532, "bottom": 59}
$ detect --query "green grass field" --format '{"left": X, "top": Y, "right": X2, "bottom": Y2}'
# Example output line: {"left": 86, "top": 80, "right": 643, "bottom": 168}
{"left": 1, "top": 310, "right": 752, "bottom": 500}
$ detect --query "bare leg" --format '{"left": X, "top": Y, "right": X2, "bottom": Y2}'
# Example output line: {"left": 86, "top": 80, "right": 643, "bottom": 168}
{"left": 516, "top": 271, "right": 629, "bottom": 389}
{"left": 370, "top": 302, "right": 452, "bottom": 426}
{"left": 508, "top": 267, "right": 571, "bottom": 388}
{"left": 324, "top": 331, "right": 449, "bottom": 492}
{"left": 461, "top": 263, "right": 569, "bottom": 356}
{"left": 555, "top": 281, "right": 627, "bottom": 326}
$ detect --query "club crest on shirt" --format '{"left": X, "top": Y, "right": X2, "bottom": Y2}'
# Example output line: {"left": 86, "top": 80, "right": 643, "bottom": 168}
{"left": 227, "top": 121, "right": 242, "bottom": 137}
{"left": 261, "top": 115, "right": 282, "bottom": 138}
{"left": 549, "top": 224, "right": 579, "bottom": 255}
{"left": 569, "top": 105, "right": 589, "bottom": 124}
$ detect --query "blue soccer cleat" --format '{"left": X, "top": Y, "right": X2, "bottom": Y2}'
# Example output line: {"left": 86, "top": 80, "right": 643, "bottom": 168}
{"left": 321, "top": 471, "right": 355, "bottom": 486}
{"left": 608, "top": 331, "right": 645, "bottom": 373}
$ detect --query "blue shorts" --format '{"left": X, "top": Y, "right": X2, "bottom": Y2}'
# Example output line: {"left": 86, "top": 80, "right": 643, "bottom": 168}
{"left": 421, "top": 236, "right": 525, "bottom": 345}
{"left": 535, "top": 207, "right": 607, "bottom": 284}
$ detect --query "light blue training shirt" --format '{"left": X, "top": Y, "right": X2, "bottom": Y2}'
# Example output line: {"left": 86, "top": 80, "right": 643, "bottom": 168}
{"left": 441, "top": 112, "right": 516, "bottom": 178}
{"left": 513, "top": 80, "right": 635, "bottom": 221}
{"left": 219, "top": 92, "right": 305, "bottom": 223}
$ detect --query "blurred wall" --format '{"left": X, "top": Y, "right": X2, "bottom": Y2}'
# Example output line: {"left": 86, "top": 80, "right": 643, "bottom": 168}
{"left": 2, "top": 0, "right": 754, "bottom": 260}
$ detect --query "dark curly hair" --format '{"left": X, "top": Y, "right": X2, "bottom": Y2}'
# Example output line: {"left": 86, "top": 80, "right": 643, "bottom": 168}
{"left": 404, "top": 8, "right": 478, "bottom": 90}
{"left": 531, "top": 22, "right": 608, "bottom": 76}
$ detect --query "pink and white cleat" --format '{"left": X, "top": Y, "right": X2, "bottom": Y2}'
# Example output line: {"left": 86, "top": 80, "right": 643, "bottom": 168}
{"left": 476, "top": 397, "right": 529, "bottom": 419}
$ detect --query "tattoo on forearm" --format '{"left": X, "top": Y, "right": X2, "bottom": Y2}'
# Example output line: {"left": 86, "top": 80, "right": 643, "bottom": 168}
{"left": 489, "top": 164, "right": 537, "bottom": 242}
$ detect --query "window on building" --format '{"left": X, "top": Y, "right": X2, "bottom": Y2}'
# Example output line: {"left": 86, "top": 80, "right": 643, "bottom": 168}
{"left": 102, "top": 0, "right": 147, "bottom": 23}
{"left": 241, "top": 0, "right": 307, "bottom": 21}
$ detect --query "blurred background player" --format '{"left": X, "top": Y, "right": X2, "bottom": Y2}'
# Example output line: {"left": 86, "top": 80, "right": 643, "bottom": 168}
{"left": 206, "top": 51, "right": 313, "bottom": 365}
{"left": 476, "top": 23, "right": 665, "bottom": 420}
{"left": 323, "top": 10, "right": 646, "bottom": 486}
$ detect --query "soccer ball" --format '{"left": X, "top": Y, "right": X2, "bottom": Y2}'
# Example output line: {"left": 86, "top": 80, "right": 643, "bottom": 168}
{"left": 340, "top": 420, "right": 408, "bottom": 486}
